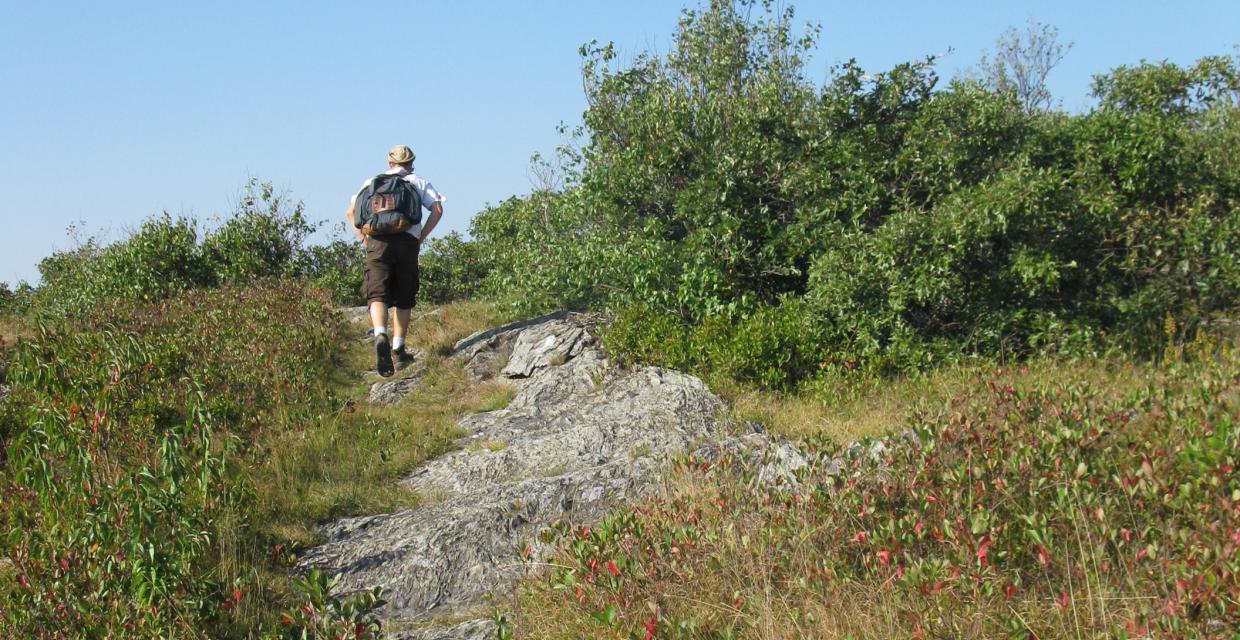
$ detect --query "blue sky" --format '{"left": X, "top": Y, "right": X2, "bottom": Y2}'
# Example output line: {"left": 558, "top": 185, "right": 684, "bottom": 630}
{"left": 1, "top": 1, "right": 1236, "bottom": 285}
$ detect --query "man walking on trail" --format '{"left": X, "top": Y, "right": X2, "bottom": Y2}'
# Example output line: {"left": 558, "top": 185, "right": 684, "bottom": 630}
{"left": 347, "top": 144, "right": 446, "bottom": 377}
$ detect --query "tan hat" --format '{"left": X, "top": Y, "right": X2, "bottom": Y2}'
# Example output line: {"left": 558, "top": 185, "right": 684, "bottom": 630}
{"left": 387, "top": 144, "right": 416, "bottom": 164}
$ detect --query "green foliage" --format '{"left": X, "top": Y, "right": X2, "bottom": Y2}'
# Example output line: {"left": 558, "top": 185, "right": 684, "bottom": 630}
{"left": 32, "top": 179, "right": 358, "bottom": 317}
{"left": 603, "top": 299, "right": 818, "bottom": 391}
{"left": 37, "top": 215, "right": 213, "bottom": 316}
{"left": 278, "top": 568, "right": 385, "bottom": 640}
{"left": 466, "top": 1, "right": 1239, "bottom": 387}
{"left": 202, "top": 179, "right": 316, "bottom": 286}
{"left": 0, "top": 282, "right": 34, "bottom": 316}
{"left": 0, "top": 284, "right": 339, "bottom": 638}
{"left": 294, "top": 234, "right": 366, "bottom": 307}
{"left": 419, "top": 231, "right": 488, "bottom": 304}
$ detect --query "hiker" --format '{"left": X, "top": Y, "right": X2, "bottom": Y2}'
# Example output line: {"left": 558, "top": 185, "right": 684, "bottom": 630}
{"left": 346, "top": 144, "right": 446, "bottom": 376}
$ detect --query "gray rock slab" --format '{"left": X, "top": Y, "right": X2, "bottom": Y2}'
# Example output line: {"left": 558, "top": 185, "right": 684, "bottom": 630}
{"left": 454, "top": 311, "right": 588, "bottom": 383}
{"left": 302, "top": 312, "right": 819, "bottom": 631}
{"left": 392, "top": 618, "right": 498, "bottom": 640}
{"left": 691, "top": 432, "right": 813, "bottom": 489}
{"left": 366, "top": 350, "right": 427, "bottom": 405}
{"left": 301, "top": 336, "right": 724, "bottom": 622}
{"left": 407, "top": 350, "right": 721, "bottom": 498}
{"left": 499, "top": 321, "right": 594, "bottom": 379}
{"left": 368, "top": 375, "right": 422, "bottom": 406}
{"left": 299, "top": 458, "right": 661, "bottom": 620}
{"left": 452, "top": 311, "right": 570, "bottom": 356}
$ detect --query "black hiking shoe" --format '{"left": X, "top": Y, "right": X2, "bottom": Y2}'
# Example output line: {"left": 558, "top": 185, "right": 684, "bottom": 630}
{"left": 375, "top": 335, "right": 394, "bottom": 377}
{"left": 394, "top": 346, "right": 415, "bottom": 365}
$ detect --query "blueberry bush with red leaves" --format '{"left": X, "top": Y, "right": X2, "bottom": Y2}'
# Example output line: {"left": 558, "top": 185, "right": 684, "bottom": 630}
{"left": 520, "top": 334, "right": 1238, "bottom": 638}
{"left": 0, "top": 284, "right": 385, "bottom": 639}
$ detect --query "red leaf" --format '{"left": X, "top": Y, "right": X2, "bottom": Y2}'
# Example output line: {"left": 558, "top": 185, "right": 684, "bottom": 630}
{"left": 606, "top": 560, "right": 621, "bottom": 576}
{"left": 976, "top": 538, "right": 991, "bottom": 566}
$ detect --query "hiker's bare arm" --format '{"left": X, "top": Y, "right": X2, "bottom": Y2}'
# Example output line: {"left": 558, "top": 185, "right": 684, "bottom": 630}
{"left": 419, "top": 201, "right": 443, "bottom": 245}
{"left": 346, "top": 201, "right": 365, "bottom": 242}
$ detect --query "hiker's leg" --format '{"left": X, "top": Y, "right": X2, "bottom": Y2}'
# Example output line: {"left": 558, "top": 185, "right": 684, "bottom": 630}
{"left": 393, "top": 307, "right": 412, "bottom": 340}
{"left": 369, "top": 300, "right": 389, "bottom": 335}
{"left": 390, "top": 235, "right": 419, "bottom": 349}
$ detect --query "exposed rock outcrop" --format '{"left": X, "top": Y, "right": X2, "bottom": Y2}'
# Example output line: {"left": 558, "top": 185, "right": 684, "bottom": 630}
{"left": 392, "top": 618, "right": 497, "bottom": 640}
{"left": 304, "top": 310, "right": 801, "bottom": 634}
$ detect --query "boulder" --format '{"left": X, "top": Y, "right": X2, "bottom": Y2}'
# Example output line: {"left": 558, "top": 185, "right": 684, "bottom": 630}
{"left": 339, "top": 306, "right": 371, "bottom": 324}
{"left": 498, "top": 321, "right": 593, "bottom": 379}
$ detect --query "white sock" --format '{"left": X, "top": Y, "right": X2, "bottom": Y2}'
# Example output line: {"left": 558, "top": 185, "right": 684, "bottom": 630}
{"left": 392, "top": 336, "right": 406, "bottom": 350}
{"left": 374, "top": 326, "right": 388, "bottom": 337}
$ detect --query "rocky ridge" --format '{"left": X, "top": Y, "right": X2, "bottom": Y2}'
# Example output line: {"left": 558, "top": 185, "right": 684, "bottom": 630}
{"left": 302, "top": 311, "right": 809, "bottom": 638}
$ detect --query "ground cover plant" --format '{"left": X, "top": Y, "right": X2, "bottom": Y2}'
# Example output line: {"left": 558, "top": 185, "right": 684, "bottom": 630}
{"left": 0, "top": 274, "right": 509, "bottom": 637}
{"left": 514, "top": 333, "right": 1240, "bottom": 638}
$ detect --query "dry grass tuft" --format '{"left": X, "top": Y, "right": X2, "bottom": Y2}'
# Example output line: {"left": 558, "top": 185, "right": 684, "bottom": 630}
{"left": 725, "top": 355, "right": 1144, "bottom": 446}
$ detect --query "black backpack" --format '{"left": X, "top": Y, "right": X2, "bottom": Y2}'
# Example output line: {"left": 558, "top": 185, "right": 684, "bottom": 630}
{"left": 355, "top": 173, "right": 422, "bottom": 236}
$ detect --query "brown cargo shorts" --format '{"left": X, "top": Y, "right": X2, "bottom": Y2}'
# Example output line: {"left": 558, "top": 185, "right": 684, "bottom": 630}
{"left": 361, "top": 233, "right": 419, "bottom": 309}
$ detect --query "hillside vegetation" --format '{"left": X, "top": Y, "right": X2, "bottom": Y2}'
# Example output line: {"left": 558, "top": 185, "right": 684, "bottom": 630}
{"left": 1, "top": 0, "right": 1237, "bottom": 638}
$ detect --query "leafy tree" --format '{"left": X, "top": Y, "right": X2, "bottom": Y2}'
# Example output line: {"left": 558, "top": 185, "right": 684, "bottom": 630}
{"left": 976, "top": 21, "right": 1072, "bottom": 112}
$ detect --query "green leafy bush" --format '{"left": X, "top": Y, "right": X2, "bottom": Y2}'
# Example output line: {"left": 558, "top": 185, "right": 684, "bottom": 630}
{"left": 603, "top": 299, "right": 818, "bottom": 391}
{"left": 202, "top": 179, "right": 316, "bottom": 286}
{"left": 30, "top": 179, "right": 365, "bottom": 317}
{"left": 469, "top": 0, "right": 1239, "bottom": 386}
{"left": 294, "top": 234, "right": 366, "bottom": 307}
{"left": 419, "top": 231, "right": 488, "bottom": 304}
{"left": 0, "top": 282, "right": 34, "bottom": 316}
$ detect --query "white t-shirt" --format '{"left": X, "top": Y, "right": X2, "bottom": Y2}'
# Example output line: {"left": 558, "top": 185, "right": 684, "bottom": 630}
{"left": 352, "top": 167, "right": 447, "bottom": 239}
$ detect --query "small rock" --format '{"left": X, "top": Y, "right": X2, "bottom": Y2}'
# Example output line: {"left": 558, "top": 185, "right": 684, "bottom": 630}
{"left": 368, "top": 350, "right": 426, "bottom": 405}
{"left": 368, "top": 376, "right": 423, "bottom": 406}
{"left": 339, "top": 306, "right": 371, "bottom": 324}
{"left": 454, "top": 311, "right": 576, "bottom": 383}
{"left": 691, "top": 433, "right": 811, "bottom": 490}
{"left": 452, "top": 311, "right": 570, "bottom": 355}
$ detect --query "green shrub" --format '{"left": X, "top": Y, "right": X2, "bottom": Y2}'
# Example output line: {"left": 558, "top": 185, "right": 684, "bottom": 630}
{"left": 419, "top": 231, "right": 488, "bottom": 304}
{"left": 202, "top": 179, "right": 316, "bottom": 286}
{"left": 294, "top": 235, "right": 365, "bottom": 307}
{"left": 0, "top": 282, "right": 33, "bottom": 316}
{"left": 30, "top": 179, "right": 362, "bottom": 318}
{"left": 36, "top": 215, "right": 213, "bottom": 317}
{"left": 604, "top": 299, "right": 818, "bottom": 391}
{"left": 465, "top": 1, "right": 1239, "bottom": 388}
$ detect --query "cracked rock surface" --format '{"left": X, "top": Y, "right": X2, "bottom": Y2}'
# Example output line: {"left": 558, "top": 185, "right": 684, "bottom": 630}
{"left": 301, "top": 311, "right": 799, "bottom": 634}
